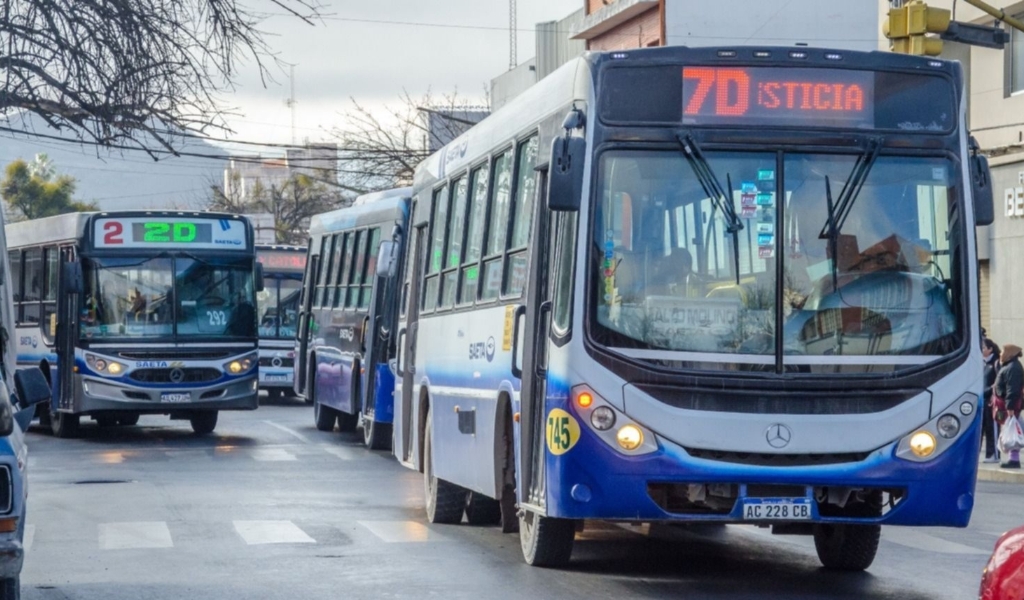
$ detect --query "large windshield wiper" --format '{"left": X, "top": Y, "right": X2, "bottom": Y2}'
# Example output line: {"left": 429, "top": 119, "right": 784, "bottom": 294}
{"left": 678, "top": 133, "right": 744, "bottom": 284}
{"left": 817, "top": 139, "right": 883, "bottom": 245}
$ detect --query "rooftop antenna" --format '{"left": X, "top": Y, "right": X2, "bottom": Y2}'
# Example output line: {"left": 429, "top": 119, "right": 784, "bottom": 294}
{"left": 509, "top": 0, "right": 517, "bottom": 70}
{"left": 284, "top": 64, "right": 297, "bottom": 145}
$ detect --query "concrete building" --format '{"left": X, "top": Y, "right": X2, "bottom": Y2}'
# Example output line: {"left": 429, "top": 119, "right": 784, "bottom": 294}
{"left": 224, "top": 142, "right": 339, "bottom": 203}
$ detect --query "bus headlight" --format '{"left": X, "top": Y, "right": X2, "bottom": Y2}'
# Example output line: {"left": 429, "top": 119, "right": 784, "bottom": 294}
{"left": 616, "top": 425, "right": 644, "bottom": 450}
{"left": 85, "top": 353, "right": 127, "bottom": 377}
{"left": 937, "top": 415, "right": 960, "bottom": 439}
{"left": 909, "top": 431, "right": 936, "bottom": 457}
{"left": 224, "top": 355, "right": 256, "bottom": 375}
{"left": 572, "top": 384, "right": 658, "bottom": 456}
{"left": 591, "top": 407, "right": 615, "bottom": 431}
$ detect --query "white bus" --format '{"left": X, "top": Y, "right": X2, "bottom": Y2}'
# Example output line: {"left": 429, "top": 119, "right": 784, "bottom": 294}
{"left": 8, "top": 211, "right": 264, "bottom": 437}
{"left": 394, "top": 46, "right": 994, "bottom": 569}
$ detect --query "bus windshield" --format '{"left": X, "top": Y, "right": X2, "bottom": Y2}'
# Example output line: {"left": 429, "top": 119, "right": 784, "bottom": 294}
{"left": 591, "top": 149, "right": 962, "bottom": 364}
{"left": 257, "top": 277, "right": 302, "bottom": 339}
{"left": 81, "top": 255, "right": 256, "bottom": 340}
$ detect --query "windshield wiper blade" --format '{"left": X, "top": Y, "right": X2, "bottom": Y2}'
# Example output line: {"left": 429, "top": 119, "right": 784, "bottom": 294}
{"left": 817, "top": 138, "right": 883, "bottom": 241}
{"left": 824, "top": 175, "right": 839, "bottom": 293}
{"left": 678, "top": 133, "right": 743, "bottom": 284}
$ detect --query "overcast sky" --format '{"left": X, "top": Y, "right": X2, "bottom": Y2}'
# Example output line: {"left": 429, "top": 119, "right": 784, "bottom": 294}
{"left": 222, "top": 0, "right": 582, "bottom": 146}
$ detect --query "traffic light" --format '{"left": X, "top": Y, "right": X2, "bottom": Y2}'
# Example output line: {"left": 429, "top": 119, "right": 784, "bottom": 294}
{"left": 883, "top": 1, "right": 951, "bottom": 56}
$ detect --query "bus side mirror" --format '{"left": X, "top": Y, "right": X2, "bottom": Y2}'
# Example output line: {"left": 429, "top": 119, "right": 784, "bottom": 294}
{"left": 971, "top": 152, "right": 994, "bottom": 226}
{"left": 14, "top": 367, "right": 50, "bottom": 410}
{"left": 255, "top": 263, "right": 265, "bottom": 292}
{"left": 377, "top": 240, "right": 397, "bottom": 278}
{"left": 548, "top": 136, "right": 586, "bottom": 212}
{"left": 62, "top": 261, "right": 83, "bottom": 295}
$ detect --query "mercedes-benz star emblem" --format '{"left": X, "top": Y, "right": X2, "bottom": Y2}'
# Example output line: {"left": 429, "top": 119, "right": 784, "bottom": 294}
{"left": 765, "top": 423, "right": 793, "bottom": 449}
{"left": 169, "top": 368, "right": 185, "bottom": 384}
{"left": 271, "top": 356, "right": 283, "bottom": 368}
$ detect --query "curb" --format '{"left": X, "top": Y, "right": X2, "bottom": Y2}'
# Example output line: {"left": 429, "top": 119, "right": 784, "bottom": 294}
{"left": 977, "top": 466, "right": 1024, "bottom": 484}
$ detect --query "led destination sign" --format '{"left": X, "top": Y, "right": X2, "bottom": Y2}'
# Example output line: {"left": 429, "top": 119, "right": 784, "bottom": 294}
{"left": 683, "top": 67, "right": 874, "bottom": 128}
{"left": 257, "top": 250, "right": 307, "bottom": 272}
{"left": 93, "top": 216, "right": 249, "bottom": 250}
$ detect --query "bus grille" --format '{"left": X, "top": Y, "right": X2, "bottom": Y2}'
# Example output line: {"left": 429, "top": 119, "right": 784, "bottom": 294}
{"left": 259, "top": 356, "right": 294, "bottom": 368}
{"left": 634, "top": 384, "right": 920, "bottom": 415}
{"left": 684, "top": 447, "right": 872, "bottom": 467}
{"left": 118, "top": 350, "right": 234, "bottom": 360}
{"left": 130, "top": 368, "right": 221, "bottom": 384}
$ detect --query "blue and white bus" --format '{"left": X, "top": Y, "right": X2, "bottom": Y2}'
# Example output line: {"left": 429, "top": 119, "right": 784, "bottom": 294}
{"left": 393, "top": 46, "right": 994, "bottom": 569}
{"left": 295, "top": 189, "right": 411, "bottom": 449}
{"left": 7, "top": 211, "right": 264, "bottom": 437}
{"left": 256, "top": 245, "right": 306, "bottom": 400}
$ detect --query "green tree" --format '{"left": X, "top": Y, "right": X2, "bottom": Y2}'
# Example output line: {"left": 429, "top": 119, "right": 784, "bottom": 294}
{"left": 1, "top": 155, "right": 98, "bottom": 220}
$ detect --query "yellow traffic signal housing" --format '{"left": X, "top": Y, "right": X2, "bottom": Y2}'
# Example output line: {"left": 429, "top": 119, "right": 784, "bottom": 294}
{"left": 883, "top": 1, "right": 951, "bottom": 56}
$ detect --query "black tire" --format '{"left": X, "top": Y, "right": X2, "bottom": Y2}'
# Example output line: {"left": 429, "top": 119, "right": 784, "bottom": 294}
{"left": 314, "top": 401, "right": 336, "bottom": 432}
{"left": 95, "top": 416, "right": 118, "bottom": 428}
{"left": 51, "top": 411, "right": 79, "bottom": 438}
{"left": 118, "top": 413, "right": 140, "bottom": 426}
{"left": 423, "top": 414, "right": 465, "bottom": 524}
{"left": 465, "top": 492, "right": 502, "bottom": 525}
{"left": 519, "top": 510, "right": 575, "bottom": 567}
{"left": 283, "top": 388, "right": 298, "bottom": 399}
{"left": 336, "top": 410, "right": 358, "bottom": 433}
{"left": 362, "top": 415, "right": 392, "bottom": 450}
{"left": 813, "top": 523, "right": 881, "bottom": 571}
{"left": 0, "top": 575, "right": 19, "bottom": 600}
{"left": 266, "top": 389, "right": 282, "bottom": 402}
{"left": 189, "top": 411, "right": 218, "bottom": 435}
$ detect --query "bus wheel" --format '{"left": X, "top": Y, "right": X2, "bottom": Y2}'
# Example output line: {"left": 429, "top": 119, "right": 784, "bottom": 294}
{"left": 423, "top": 414, "right": 465, "bottom": 524}
{"left": 95, "top": 416, "right": 118, "bottom": 428}
{"left": 519, "top": 510, "right": 575, "bottom": 567}
{"left": 0, "top": 575, "right": 19, "bottom": 599}
{"left": 266, "top": 389, "right": 281, "bottom": 402}
{"left": 336, "top": 411, "right": 358, "bottom": 433}
{"left": 50, "top": 411, "right": 79, "bottom": 439}
{"left": 465, "top": 492, "right": 501, "bottom": 526}
{"left": 118, "top": 413, "right": 140, "bottom": 427}
{"left": 190, "top": 411, "right": 218, "bottom": 435}
{"left": 314, "top": 401, "right": 337, "bottom": 432}
{"left": 362, "top": 415, "right": 392, "bottom": 451}
{"left": 812, "top": 522, "right": 881, "bottom": 571}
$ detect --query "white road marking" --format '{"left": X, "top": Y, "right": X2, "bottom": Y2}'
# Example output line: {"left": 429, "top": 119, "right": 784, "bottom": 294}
{"left": 262, "top": 420, "right": 312, "bottom": 444}
{"left": 359, "top": 520, "right": 450, "bottom": 543}
{"left": 99, "top": 522, "right": 174, "bottom": 550}
{"left": 883, "top": 528, "right": 989, "bottom": 555}
{"left": 320, "top": 445, "right": 364, "bottom": 461}
{"left": 24, "top": 525, "right": 34, "bottom": 551}
{"left": 251, "top": 448, "right": 297, "bottom": 461}
{"left": 233, "top": 520, "right": 315, "bottom": 545}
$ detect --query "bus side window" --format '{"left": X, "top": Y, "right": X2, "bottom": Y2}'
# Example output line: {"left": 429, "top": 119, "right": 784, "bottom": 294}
{"left": 41, "top": 246, "right": 59, "bottom": 342}
{"left": 23, "top": 248, "right": 42, "bottom": 324}
{"left": 422, "top": 185, "right": 449, "bottom": 311}
{"left": 481, "top": 149, "right": 513, "bottom": 301}
{"left": 8, "top": 250, "right": 21, "bottom": 320}
{"left": 347, "top": 230, "right": 365, "bottom": 308}
{"left": 461, "top": 165, "right": 489, "bottom": 304}
{"left": 329, "top": 232, "right": 348, "bottom": 308}
{"left": 504, "top": 136, "right": 539, "bottom": 297}
{"left": 552, "top": 212, "right": 579, "bottom": 336}
{"left": 315, "top": 236, "right": 334, "bottom": 307}
{"left": 361, "top": 228, "right": 381, "bottom": 308}
{"left": 441, "top": 176, "right": 468, "bottom": 309}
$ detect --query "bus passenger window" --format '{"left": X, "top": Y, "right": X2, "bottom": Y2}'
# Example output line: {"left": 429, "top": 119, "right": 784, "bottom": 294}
{"left": 23, "top": 248, "right": 42, "bottom": 303}
{"left": 505, "top": 137, "right": 539, "bottom": 296}
{"left": 481, "top": 150, "right": 513, "bottom": 301}
{"left": 361, "top": 228, "right": 381, "bottom": 308}
{"left": 461, "top": 166, "right": 489, "bottom": 303}
{"left": 441, "top": 177, "right": 468, "bottom": 308}
{"left": 8, "top": 251, "right": 21, "bottom": 304}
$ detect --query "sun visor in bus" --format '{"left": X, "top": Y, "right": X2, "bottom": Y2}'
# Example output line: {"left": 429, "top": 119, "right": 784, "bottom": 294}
{"left": 548, "top": 136, "right": 586, "bottom": 212}
{"left": 62, "top": 261, "right": 83, "bottom": 295}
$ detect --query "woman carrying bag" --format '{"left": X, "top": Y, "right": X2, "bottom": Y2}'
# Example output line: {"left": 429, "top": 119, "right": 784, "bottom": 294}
{"left": 983, "top": 338, "right": 1001, "bottom": 463}
{"left": 995, "top": 343, "right": 1024, "bottom": 469}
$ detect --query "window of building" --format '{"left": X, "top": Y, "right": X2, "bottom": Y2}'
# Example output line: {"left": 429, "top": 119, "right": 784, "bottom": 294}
{"left": 1011, "top": 21, "right": 1024, "bottom": 94}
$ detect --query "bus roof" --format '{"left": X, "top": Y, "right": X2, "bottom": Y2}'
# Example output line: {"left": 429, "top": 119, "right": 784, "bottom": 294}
{"left": 309, "top": 192, "right": 410, "bottom": 236}
{"left": 6, "top": 210, "right": 251, "bottom": 249}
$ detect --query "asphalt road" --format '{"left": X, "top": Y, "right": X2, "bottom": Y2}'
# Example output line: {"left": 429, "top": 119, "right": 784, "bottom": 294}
{"left": 17, "top": 397, "right": 1020, "bottom": 600}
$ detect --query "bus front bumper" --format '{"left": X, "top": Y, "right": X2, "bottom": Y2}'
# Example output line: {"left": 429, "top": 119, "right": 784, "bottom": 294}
{"left": 75, "top": 375, "right": 259, "bottom": 413}
{"left": 543, "top": 413, "right": 980, "bottom": 528}
{"left": 0, "top": 539, "right": 24, "bottom": 580}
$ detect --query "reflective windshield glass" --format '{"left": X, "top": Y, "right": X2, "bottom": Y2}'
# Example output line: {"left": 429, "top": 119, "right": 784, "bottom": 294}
{"left": 593, "top": 151, "right": 777, "bottom": 357}
{"left": 82, "top": 257, "right": 174, "bottom": 339}
{"left": 591, "top": 150, "right": 963, "bottom": 366}
{"left": 258, "top": 277, "right": 302, "bottom": 339}
{"left": 176, "top": 257, "right": 256, "bottom": 338}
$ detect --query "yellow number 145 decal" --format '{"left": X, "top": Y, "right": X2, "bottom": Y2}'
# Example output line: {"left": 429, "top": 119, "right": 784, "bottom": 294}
{"left": 546, "top": 409, "right": 580, "bottom": 456}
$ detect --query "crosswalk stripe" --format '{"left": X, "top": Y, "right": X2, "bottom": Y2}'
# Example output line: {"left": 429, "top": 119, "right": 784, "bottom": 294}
{"left": 883, "top": 528, "right": 989, "bottom": 555}
{"left": 233, "top": 520, "right": 315, "bottom": 545}
{"left": 320, "top": 445, "right": 364, "bottom": 460}
{"left": 99, "top": 522, "right": 174, "bottom": 550}
{"left": 263, "top": 420, "right": 312, "bottom": 444}
{"left": 251, "top": 448, "right": 297, "bottom": 461}
{"left": 359, "top": 520, "right": 450, "bottom": 543}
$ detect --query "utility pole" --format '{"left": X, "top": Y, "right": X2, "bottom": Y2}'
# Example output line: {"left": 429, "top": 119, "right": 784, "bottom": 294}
{"left": 284, "top": 64, "right": 298, "bottom": 145}
{"left": 509, "top": 0, "right": 517, "bottom": 71}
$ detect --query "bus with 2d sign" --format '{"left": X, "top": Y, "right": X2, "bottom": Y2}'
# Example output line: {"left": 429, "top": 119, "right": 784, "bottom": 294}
{"left": 295, "top": 189, "right": 410, "bottom": 449}
{"left": 7, "top": 211, "right": 264, "bottom": 437}
{"left": 256, "top": 245, "right": 306, "bottom": 400}
{"left": 396, "top": 46, "right": 995, "bottom": 569}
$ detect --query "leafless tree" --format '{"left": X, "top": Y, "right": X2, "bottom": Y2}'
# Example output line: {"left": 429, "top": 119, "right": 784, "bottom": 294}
{"left": 330, "top": 90, "right": 489, "bottom": 194}
{"left": 206, "top": 171, "right": 344, "bottom": 244}
{"left": 0, "top": 0, "right": 321, "bottom": 152}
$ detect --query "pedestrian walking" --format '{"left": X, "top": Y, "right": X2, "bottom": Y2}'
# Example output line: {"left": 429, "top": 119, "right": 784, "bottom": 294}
{"left": 995, "top": 343, "right": 1024, "bottom": 469}
{"left": 982, "top": 338, "right": 1001, "bottom": 463}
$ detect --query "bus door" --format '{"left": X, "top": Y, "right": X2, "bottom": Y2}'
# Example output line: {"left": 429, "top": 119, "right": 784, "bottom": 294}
{"left": 396, "top": 223, "right": 427, "bottom": 464}
{"left": 295, "top": 253, "right": 318, "bottom": 396}
{"left": 55, "top": 246, "right": 79, "bottom": 411}
{"left": 362, "top": 231, "right": 399, "bottom": 422}
{"left": 516, "top": 166, "right": 553, "bottom": 511}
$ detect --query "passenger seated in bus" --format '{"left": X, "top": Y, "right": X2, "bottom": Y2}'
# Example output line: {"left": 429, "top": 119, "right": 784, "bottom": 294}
{"left": 648, "top": 248, "right": 700, "bottom": 298}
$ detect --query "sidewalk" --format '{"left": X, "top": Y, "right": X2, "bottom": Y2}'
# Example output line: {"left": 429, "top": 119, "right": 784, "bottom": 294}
{"left": 978, "top": 460, "right": 1024, "bottom": 483}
